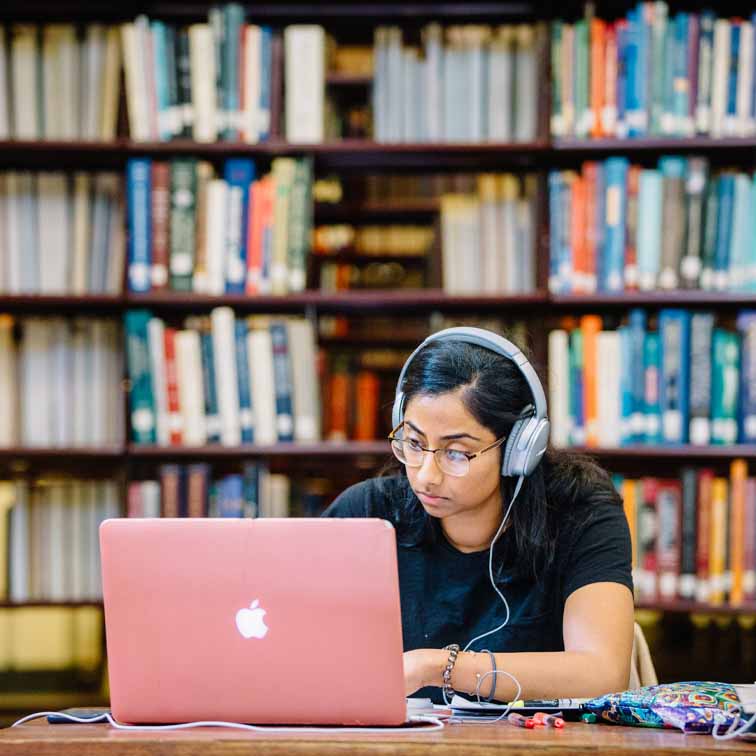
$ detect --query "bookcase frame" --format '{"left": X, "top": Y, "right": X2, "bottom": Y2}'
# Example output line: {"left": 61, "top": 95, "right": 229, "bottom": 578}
{"left": 1, "top": 0, "right": 755, "bottom": 681}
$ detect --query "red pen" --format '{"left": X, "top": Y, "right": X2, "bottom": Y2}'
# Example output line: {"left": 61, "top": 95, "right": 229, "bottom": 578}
{"left": 533, "top": 712, "right": 565, "bottom": 728}
{"left": 508, "top": 712, "right": 537, "bottom": 729}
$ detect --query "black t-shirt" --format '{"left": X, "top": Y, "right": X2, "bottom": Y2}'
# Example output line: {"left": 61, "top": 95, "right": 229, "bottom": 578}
{"left": 321, "top": 473, "right": 633, "bottom": 702}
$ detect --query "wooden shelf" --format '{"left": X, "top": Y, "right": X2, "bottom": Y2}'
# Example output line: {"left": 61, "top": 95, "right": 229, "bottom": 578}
{"left": 635, "top": 600, "right": 756, "bottom": 616}
{"left": 550, "top": 292, "right": 756, "bottom": 308}
{"left": 128, "top": 441, "right": 391, "bottom": 458}
{"left": 0, "top": 139, "right": 552, "bottom": 169}
{"left": 572, "top": 445, "right": 756, "bottom": 461}
{"left": 1, "top": 2, "right": 538, "bottom": 22}
{"left": 553, "top": 135, "right": 756, "bottom": 156}
{"left": 128, "top": 290, "right": 549, "bottom": 312}
{"left": 0, "top": 447, "right": 124, "bottom": 461}
{"left": 0, "top": 294, "right": 124, "bottom": 313}
{"left": 326, "top": 73, "right": 372, "bottom": 86}
{"left": 314, "top": 200, "right": 439, "bottom": 220}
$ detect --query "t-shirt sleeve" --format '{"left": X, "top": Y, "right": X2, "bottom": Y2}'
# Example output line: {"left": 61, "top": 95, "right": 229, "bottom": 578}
{"left": 560, "top": 500, "right": 634, "bottom": 603}
{"left": 320, "top": 477, "right": 392, "bottom": 519}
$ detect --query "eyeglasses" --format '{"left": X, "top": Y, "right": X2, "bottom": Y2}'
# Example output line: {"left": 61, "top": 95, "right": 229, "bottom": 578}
{"left": 388, "top": 422, "right": 507, "bottom": 478}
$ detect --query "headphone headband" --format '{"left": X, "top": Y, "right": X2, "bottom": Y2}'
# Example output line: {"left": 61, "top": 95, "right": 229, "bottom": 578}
{"left": 392, "top": 327, "right": 550, "bottom": 478}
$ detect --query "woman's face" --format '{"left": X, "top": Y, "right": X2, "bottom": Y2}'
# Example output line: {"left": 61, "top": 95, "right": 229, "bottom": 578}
{"left": 401, "top": 389, "right": 504, "bottom": 521}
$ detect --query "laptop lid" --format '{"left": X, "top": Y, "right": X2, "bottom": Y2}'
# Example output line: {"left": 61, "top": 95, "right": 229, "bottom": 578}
{"left": 100, "top": 517, "right": 406, "bottom": 725}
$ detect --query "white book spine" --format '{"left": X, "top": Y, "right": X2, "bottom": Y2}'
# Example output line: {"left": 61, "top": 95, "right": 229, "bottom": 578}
{"left": 284, "top": 26, "right": 325, "bottom": 143}
{"left": 189, "top": 24, "right": 217, "bottom": 143}
{"left": 548, "top": 330, "right": 570, "bottom": 448}
{"left": 243, "top": 26, "right": 262, "bottom": 144}
{"left": 211, "top": 307, "right": 241, "bottom": 445}
{"left": 176, "top": 329, "right": 207, "bottom": 446}
{"left": 248, "top": 329, "right": 277, "bottom": 444}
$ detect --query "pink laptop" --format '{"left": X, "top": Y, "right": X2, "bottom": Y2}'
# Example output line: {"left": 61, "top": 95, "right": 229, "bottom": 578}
{"left": 100, "top": 517, "right": 407, "bottom": 726}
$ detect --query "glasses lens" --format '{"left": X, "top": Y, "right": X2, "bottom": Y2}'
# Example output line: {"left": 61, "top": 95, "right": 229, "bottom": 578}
{"left": 437, "top": 449, "right": 470, "bottom": 477}
{"left": 391, "top": 438, "right": 424, "bottom": 467}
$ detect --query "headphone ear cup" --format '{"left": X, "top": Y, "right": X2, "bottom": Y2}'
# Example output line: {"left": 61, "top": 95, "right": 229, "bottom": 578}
{"left": 501, "top": 418, "right": 527, "bottom": 477}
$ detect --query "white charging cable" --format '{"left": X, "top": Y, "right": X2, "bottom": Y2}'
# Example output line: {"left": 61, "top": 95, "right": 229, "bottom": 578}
{"left": 442, "top": 475, "right": 525, "bottom": 723}
{"left": 711, "top": 706, "right": 756, "bottom": 741}
{"left": 10, "top": 710, "right": 445, "bottom": 733}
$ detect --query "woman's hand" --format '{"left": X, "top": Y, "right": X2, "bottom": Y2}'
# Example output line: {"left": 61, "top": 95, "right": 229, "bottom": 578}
{"left": 403, "top": 649, "right": 431, "bottom": 696}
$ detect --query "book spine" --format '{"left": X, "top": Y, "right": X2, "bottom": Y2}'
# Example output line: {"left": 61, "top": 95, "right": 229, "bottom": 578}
{"left": 200, "top": 329, "right": 222, "bottom": 443}
{"left": 124, "top": 309, "right": 156, "bottom": 444}
{"left": 168, "top": 158, "right": 198, "bottom": 291}
{"left": 150, "top": 161, "right": 170, "bottom": 289}
{"left": 234, "top": 319, "right": 254, "bottom": 443}
{"left": 269, "top": 320, "right": 294, "bottom": 442}
{"left": 126, "top": 158, "right": 152, "bottom": 292}
{"left": 679, "top": 467, "right": 698, "bottom": 599}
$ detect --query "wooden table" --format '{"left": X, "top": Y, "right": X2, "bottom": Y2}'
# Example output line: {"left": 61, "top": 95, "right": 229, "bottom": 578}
{"left": 2, "top": 716, "right": 756, "bottom": 755}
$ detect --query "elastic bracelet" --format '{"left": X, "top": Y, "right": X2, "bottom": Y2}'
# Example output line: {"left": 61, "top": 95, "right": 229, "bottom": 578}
{"left": 442, "top": 643, "right": 460, "bottom": 701}
{"left": 480, "top": 649, "right": 497, "bottom": 702}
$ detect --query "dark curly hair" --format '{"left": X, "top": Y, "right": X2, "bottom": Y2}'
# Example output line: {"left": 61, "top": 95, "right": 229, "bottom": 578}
{"left": 382, "top": 336, "right": 623, "bottom": 584}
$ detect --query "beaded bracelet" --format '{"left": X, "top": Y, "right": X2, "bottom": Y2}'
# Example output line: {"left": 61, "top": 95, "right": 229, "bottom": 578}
{"left": 442, "top": 643, "right": 460, "bottom": 702}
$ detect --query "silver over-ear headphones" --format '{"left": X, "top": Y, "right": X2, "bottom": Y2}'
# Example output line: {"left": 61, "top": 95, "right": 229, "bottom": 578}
{"left": 391, "top": 327, "right": 550, "bottom": 478}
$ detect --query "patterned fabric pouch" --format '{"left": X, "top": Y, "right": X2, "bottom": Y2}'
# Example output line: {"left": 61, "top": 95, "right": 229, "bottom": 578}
{"left": 582, "top": 681, "right": 742, "bottom": 734}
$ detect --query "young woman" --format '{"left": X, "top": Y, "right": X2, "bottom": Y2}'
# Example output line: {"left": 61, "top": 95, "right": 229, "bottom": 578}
{"left": 322, "top": 328, "right": 634, "bottom": 704}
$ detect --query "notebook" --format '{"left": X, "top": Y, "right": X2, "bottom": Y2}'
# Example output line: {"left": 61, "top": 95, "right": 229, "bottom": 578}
{"left": 100, "top": 517, "right": 406, "bottom": 725}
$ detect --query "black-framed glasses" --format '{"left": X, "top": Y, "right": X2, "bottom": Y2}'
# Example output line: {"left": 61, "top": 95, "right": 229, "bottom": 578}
{"left": 387, "top": 422, "right": 507, "bottom": 477}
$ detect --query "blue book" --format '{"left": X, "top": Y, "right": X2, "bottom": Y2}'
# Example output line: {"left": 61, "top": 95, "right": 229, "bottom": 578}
{"left": 625, "top": 8, "right": 643, "bottom": 137}
{"left": 658, "top": 309, "right": 691, "bottom": 444}
{"left": 747, "top": 176, "right": 756, "bottom": 292}
{"left": 221, "top": 4, "right": 244, "bottom": 141}
{"left": 200, "top": 331, "right": 221, "bottom": 443}
{"left": 619, "top": 327, "right": 635, "bottom": 445}
{"left": 729, "top": 174, "right": 751, "bottom": 291}
{"left": 629, "top": 308, "right": 647, "bottom": 443}
{"left": 616, "top": 20, "right": 629, "bottom": 137}
{"left": 726, "top": 22, "right": 740, "bottom": 131}
{"left": 218, "top": 475, "right": 245, "bottom": 518}
{"left": 269, "top": 321, "right": 294, "bottom": 442}
{"left": 714, "top": 174, "right": 735, "bottom": 290}
{"left": 696, "top": 12, "right": 716, "bottom": 134}
{"left": 126, "top": 158, "right": 152, "bottom": 293}
{"left": 234, "top": 320, "right": 254, "bottom": 443}
{"left": 242, "top": 463, "right": 260, "bottom": 517}
{"left": 223, "top": 158, "right": 256, "bottom": 293}
{"left": 637, "top": 169, "right": 662, "bottom": 290}
{"left": 602, "top": 157, "right": 628, "bottom": 292}
{"left": 151, "top": 21, "right": 171, "bottom": 141}
{"left": 124, "top": 309, "right": 157, "bottom": 444}
{"left": 569, "top": 329, "right": 585, "bottom": 445}
{"left": 259, "top": 27, "right": 273, "bottom": 141}
{"left": 548, "top": 172, "right": 563, "bottom": 293}
{"left": 661, "top": 21, "right": 675, "bottom": 135}
{"left": 737, "top": 312, "right": 756, "bottom": 443}
{"left": 643, "top": 331, "right": 662, "bottom": 444}
{"left": 635, "top": 5, "right": 651, "bottom": 136}
{"left": 672, "top": 14, "right": 690, "bottom": 135}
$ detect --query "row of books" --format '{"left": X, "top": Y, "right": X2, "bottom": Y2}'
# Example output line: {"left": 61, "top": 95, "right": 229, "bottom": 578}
{"left": 549, "top": 157, "right": 756, "bottom": 294}
{"left": 127, "top": 156, "right": 312, "bottom": 295}
{"left": 128, "top": 463, "right": 331, "bottom": 519}
{"left": 0, "top": 317, "right": 123, "bottom": 448}
{"left": 441, "top": 174, "right": 537, "bottom": 294}
{"left": 618, "top": 462, "right": 756, "bottom": 606}
{"left": 122, "top": 9, "right": 327, "bottom": 144}
{"left": 0, "top": 24, "right": 120, "bottom": 141}
{"left": 0, "top": 171, "right": 124, "bottom": 296}
{"left": 552, "top": 4, "right": 756, "bottom": 140}
{"left": 126, "top": 308, "right": 320, "bottom": 447}
{"left": 373, "top": 24, "right": 541, "bottom": 143}
{"left": 3, "top": 479, "right": 120, "bottom": 603}
{"left": 548, "top": 309, "right": 754, "bottom": 449}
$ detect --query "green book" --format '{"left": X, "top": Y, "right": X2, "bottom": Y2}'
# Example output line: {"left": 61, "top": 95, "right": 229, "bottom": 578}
{"left": 168, "top": 158, "right": 198, "bottom": 291}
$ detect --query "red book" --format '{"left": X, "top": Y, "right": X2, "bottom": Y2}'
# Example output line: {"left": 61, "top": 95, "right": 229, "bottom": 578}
{"left": 695, "top": 469, "right": 714, "bottom": 604}
{"left": 151, "top": 161, "right": 171, "bottom": 289}
{"left": 354, "top": 371, "right": 380, "bottom": 441}
{"left": 163, "top": 327, "right": 183, "bottom": 445}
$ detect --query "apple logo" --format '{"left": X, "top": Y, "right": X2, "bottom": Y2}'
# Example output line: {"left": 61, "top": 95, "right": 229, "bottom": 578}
{"left": 235, "top": 599, "right": 269, "bottom": 639}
